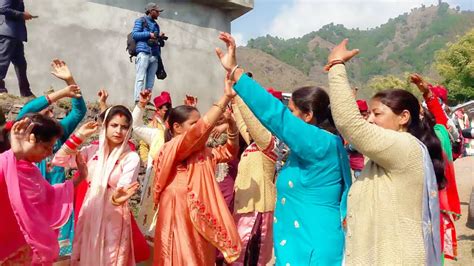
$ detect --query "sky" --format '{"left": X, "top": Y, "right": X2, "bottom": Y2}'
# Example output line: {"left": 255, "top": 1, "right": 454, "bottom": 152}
{"left": 231, "top": 0, "right": 474, "bottom": 46}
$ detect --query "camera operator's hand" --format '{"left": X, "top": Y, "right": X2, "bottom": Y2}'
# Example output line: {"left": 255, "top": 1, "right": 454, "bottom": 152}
{"left": 150, "top": 32, "right": 157, "bottom": 39}
{"left": 160, "top": 32, "right": 166, "bottom": 37}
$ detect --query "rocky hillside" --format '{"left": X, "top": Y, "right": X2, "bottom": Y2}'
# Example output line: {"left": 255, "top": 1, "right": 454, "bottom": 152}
{"left": 237, "top": 47, "right": 317, "bottom": 92}
{"left": 241, "top": 2, "right": 474, "bottom": 92}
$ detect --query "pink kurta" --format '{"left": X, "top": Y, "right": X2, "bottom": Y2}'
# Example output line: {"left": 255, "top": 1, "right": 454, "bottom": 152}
{"left": 0, "top": 149, "right": 73, "bottom": 265}
{"left": 53, "top": 144, "right": 140, "bottom": 266}
{"left": 153, "top": 118, "right": 242, "bottom": 265}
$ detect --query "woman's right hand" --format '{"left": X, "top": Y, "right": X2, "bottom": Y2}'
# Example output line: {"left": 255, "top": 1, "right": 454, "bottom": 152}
{"left": 10, "top": 118, "right": 35, "bottom": 160}
{"left": 97, "top": 89, "right": 109, "bottom": 103}
{"left": 77, "top": 121, "right": 99, "bottom": 139}
{"left": 409, "top": 73, "right": 430, "bottom": 95}
{"left": 328, "top": 39, "right": 360, "bottom": 63}
{"left": 138, "top": 90, "right": 152, "bottom": 108}
{"left": 215, "top": 32, "right": 237, "bottom": 72}
{"left": 58, "top": 85, "right": 82, "bottom": 99}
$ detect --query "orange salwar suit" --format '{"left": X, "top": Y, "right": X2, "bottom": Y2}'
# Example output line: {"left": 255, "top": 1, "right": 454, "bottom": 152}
{"left": 153, "top": 118, "right": 242, "bottom": 265}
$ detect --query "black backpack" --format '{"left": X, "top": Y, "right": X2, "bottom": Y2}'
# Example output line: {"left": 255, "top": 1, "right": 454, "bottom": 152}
{"left": 126, "top": 17, "right": 149, "bottom": 62}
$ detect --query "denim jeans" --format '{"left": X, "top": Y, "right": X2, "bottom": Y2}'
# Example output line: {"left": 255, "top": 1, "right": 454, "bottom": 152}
{"left": 134, "top": 52, "right": 158, "bottom": 101}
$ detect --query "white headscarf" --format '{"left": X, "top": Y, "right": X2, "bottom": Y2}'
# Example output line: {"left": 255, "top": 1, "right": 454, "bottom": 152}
{"left": 72, "top": 106, "right": 133, "bottom": 265}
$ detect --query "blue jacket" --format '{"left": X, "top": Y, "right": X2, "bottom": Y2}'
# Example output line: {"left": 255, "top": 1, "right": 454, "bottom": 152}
{"left": 132, "top": 16, "right": 161, "bottom": 56}
{"left": 0, "top": 0, "right": 27, "bottom": 41}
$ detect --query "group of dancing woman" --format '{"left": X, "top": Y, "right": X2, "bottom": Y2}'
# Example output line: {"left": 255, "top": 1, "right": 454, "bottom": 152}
{"left": 0, "top": 33, "right": 461, "bottom": 266}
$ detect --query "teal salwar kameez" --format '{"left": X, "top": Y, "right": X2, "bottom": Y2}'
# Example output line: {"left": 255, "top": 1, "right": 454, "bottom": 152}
{"left": 234, "top": 74, "right": 351, "bottom": 265}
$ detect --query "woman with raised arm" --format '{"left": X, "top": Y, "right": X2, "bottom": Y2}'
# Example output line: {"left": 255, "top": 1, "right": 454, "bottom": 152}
{"left": 325, "top": 40, "right": 444, "bottom": 265}
{"left": 16, "top": 59, "right": 87, "bottom": 256}
{"left": 52, "top": 106, "right": 140, "bottom": 266}
{"left": 231, "top": 90, "right": 282, "bottom": 266}
{"left": 0, "top": 114, "right": 85, "bottom": 265}
{"left": 216, "top": 33, "right": 352, "bottom": 266}
{"left": 410, "top": 74, "right": 461, "bottom": 261}
{"left": 152, "top": 79, "right": 241, "bottom": 265}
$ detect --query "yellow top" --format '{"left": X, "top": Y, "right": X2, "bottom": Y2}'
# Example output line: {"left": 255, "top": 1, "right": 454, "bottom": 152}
{"left": 328, "top": 64, "right": 426, "bottom": 265}
{"left": 233, "top": 96, "right": 277, "bottom": 214}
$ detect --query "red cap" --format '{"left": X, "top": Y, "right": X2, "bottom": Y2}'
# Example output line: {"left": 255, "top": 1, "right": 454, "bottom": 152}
{"left": 153, "top": 91, "right": 172, "bottom": 108}
{"left": 356, "top": 100, "right": 368, "bottom": 112}
{"left": 430, "top": 85, "right": 448, "bottom": 103}
{"left": 266, "top": 87, "right": 283, "bottom": 100}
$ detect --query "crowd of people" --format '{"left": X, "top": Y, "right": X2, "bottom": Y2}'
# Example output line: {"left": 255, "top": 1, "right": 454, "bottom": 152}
{"left": 0, "top": 1, "right": 472, "bottom": 266}
{"left": 0, "top": 30, "right": 471, "bottom": 265}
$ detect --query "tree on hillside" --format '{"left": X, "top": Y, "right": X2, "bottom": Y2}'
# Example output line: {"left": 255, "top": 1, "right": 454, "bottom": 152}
{"left": 435, "top": 29, "right": 474, "bottom": 104}
{"left": 365, "top": 74, "right": 421, "bottom": 98}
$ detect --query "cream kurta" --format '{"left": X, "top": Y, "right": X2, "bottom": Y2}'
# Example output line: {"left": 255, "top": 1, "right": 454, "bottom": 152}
{"left": 132, "top": 106, "right": 165, "bottom": 244}
{"left": 53, "top": 144, "right": 140, "bottom": 266}
{"left": 328, "top": 64, "right": 426, "bottom": 265}
{"left": 232, "top": 96, "right": 277, "bottom": 214}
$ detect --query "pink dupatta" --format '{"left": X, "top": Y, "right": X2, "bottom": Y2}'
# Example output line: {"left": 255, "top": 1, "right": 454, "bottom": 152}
{"left": 0, "top": 149, "right": 73, "bottom": 265}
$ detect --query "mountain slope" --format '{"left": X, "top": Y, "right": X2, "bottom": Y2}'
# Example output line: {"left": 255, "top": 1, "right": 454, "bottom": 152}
{"left": 244, "top": 3, "right": 474, "bottom": 88}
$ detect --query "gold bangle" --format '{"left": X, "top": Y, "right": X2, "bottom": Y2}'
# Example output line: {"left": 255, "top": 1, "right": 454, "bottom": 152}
{"left": 111, "top": 195, "right": 121, "bottom": 206}
{"left": 229, "top": 65, "right": 240, "bottom": 81}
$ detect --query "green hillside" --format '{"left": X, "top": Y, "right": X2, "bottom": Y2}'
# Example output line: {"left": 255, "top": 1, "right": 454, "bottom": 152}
{"left": 246, "top": 3, "right": 474, "bottom": 87}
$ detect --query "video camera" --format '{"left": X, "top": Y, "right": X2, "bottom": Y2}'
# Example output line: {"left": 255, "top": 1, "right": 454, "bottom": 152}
{"left": 148, "top": 32, "right": 168, "bottom": 47}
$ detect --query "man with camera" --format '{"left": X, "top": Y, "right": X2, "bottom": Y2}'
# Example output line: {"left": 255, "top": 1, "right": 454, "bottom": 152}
{"left": 132, "top": 2, "right": 167, "bottom": 102}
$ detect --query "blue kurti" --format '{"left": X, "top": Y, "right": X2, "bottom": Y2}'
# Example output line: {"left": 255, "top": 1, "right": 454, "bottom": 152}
{"left": 17, "top": 95, "right": 87, "bottom": 256}
{"left": 234, "top": 74, "right": 351, "bottom": 265}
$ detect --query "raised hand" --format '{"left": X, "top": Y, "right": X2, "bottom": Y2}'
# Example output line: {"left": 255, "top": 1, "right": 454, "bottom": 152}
{"left": 215, "top": 32, "right": 237, "bottom": 72}
{"left": 10, "top": 118, "right": 35, "bottom": 160}
{"left": 328, "top": 39, "right": 360, "bottom": 63}
{"left": 139, "top": 90, "right": 152, "bottom": 108}
{"left": 98, "top": 89, "right": 109, "bottom": 103}
{"left": 77, "top": 121, "right": 99, "bottom": 139}
{"left": 409, "top": 74, "right": 430, "bottom": 95}
{"left": 184, "top": 95, "right": 198, "bottom": 107}
{"left": 59, "top": 85, "right": 82, "bottom": 99}
{"left": 51, "top": 59, "right": 74, "bottom": 82}
{"left": 112, "top": 182, "right": 140, "bottom": 205}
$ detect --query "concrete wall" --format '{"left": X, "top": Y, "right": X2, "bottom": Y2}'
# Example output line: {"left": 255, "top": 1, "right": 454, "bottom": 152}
{"left": 4, "top": 0, "right": 252, "bottom": 109}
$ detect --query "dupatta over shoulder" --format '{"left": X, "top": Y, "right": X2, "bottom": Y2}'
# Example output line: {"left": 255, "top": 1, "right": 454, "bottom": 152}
{"left": 0, "top": 149, "right": 73, "bottom": 264}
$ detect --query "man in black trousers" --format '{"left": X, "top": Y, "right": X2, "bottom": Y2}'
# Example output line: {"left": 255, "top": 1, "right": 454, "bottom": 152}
{"left": 0, "top": 0, "right": 35, "bottom": 97}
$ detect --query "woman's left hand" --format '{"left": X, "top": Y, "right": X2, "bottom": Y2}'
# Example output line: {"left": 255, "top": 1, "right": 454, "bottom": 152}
{"left": 112, "top": 182, "right": 140, "bottom": 205}
{"left": 328, "top": 39, "right": 359, "bottom": 63}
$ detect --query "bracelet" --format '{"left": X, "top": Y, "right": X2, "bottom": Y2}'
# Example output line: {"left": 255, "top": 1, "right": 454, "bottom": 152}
{"left": 229, "top": 65, "right": 240, "bottom": 81}
{"left": 213, "top": 103, "right": 226, "bottom": 113}
{"left": 227, "top": 130, "right": 239, "bottom": 137}
{"left": 70, "top": 134, "right": 84, "bottom": 146}
{"left": 46, "top": 94, "right": 52, "bottom": 105}
{"left": 324, "top": 60, "right": 345, "bottom": 72}
{"left": 111, "top": 195, "right": 121, "bottom": 206}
